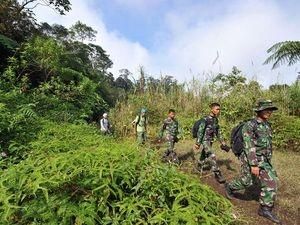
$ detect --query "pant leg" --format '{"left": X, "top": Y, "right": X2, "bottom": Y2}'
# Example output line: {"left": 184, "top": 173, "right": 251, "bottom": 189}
{"left": 228, "top": 153, "right": 254, "bottom": 190}
{"left": 201, "top": 141, "right": 220, "bottom": 172}
{"left": 259, "top": 161, "right": 278, "bottom": 207}
{"left": 164, "top": 134, "right": 175, "bottom": 155}
{"left": 137, "top": 131, "right": 144, "bottom": 145}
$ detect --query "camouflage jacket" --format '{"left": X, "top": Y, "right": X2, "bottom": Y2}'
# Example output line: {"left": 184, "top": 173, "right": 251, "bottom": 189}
{"left": 196, "top": 115, "right": 224, "bottom": 144}
{"left": 242, "top": 118, "right": 273, "bottom": 166}
{"left": 159, "top": 117, "right": 179, "bottom": 138}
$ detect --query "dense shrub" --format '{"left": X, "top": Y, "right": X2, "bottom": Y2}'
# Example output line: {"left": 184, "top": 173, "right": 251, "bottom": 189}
{"left": 272, "top": 114, "right": 300, "bottom": 152}
{"left": 0, "top": 122, "right": 233, "bottom": 224}
{"left": 0, "top": 90, "right": 42, "bottom": 166}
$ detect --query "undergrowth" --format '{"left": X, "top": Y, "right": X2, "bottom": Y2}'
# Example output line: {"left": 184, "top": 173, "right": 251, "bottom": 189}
{"left": 0, "top": 122, "right": 233, "bottom": 225}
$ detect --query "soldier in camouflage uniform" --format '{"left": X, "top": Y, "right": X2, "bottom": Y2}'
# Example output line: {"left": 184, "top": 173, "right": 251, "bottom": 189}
{"left": 158, "top": 109, "right": 180, "bottom": 163}
{"left": 225, "top": 100, "right": 281, "bottom": 224}
{"left": 194, "top": 103, "right": 229, "bottom": 183}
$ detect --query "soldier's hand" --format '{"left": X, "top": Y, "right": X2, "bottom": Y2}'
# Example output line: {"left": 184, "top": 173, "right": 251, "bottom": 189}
{"left": 220, "top": 144, "right": 231, "bottom": 152}
{"left": 194, "top": 144, "right": 200, "bottom": 150}
{"left": 251, "top": 166, "right": 260, "bottom": 177}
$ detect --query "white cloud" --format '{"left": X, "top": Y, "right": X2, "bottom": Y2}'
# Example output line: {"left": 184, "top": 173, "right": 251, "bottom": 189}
{"left": 111, "top": 0, "right": 166, "bottom": 10}
{"left": 148, "top": 0, "right": 300, "bottom": 86}
{"left": 32, "top": 0, "right": 151, "bottom": 77}
{"left": 32, "top": 0, "right": 300, "bottom": 86}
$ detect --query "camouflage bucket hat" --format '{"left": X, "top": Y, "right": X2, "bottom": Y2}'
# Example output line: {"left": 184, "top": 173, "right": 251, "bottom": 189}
{"left": 141, "top": 108, "right": 147, "bottom": 113}
{"left": 254, "top": 100, "right": 278, "bottom": 112}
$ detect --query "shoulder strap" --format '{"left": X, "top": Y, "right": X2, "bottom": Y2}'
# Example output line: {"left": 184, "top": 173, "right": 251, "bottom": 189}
{"left": 136, "top": 115, "right": 141, "bottom": 125}
{"left": 203, "top": 116, "right": 211, "bottom": 127}
{"left": 248, "top": 118, "right": 259, "bottom": 137}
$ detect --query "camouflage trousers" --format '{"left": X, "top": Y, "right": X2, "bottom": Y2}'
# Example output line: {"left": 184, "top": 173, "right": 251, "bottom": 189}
{"left": 163, "top": 134, "right": 176, "bottom": 155}
{"left": 228, "top": 152, "right": 278, "bottom": 207}
{"left": 136, "top": 131, "right": 147, "bottom": 145}
{"left": 199, "top": 141, "right": 220, "bottom": 172}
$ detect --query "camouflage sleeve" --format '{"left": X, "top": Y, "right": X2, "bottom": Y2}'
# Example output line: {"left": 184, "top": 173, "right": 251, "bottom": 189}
{"left": 242, "top": 121, "right": 258, "bottom": 166}
{"left": 216, "top": 123, "right": 224, "bottom": 143}
{"left": 177, "top": 121, "right": 182, "bottom": 138}
{"left": 158, "top": 119, "right": 167, "bottom": 138}
{"left": 196, "top": 120, "right": 206, "bottom": 145}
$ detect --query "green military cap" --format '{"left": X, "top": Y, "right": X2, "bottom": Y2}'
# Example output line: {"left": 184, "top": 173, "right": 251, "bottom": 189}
{"left": 254, "top": 100, "right": 278, "bottom": 112}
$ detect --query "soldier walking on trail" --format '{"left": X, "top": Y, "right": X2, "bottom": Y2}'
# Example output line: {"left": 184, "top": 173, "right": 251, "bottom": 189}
{"left": 158, "top": 109, "right": 180, "bottom": 163}
{"left": 194, "top": 103, "right": 230, "bottom": 183}
{"left": 132, "top": 108, "right": 148, "bottom": 145}
{"left": 225, "top": 100, "right": 281, "bottom": 224}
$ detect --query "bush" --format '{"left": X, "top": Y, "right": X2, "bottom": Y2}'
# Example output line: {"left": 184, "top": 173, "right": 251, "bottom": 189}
{"left": 0, "top": 91, "right": 42, "bottom": 167}
{"left": 0, "top": 122, "right": 233, "bottom": 224}
{"left": 272, "top": 114, "right": 300, "bottom": 152}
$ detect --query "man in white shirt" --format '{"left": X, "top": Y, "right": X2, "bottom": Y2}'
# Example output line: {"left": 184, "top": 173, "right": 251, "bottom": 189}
{"left": 100, "top": 113, "right": 111, "bottom": 135}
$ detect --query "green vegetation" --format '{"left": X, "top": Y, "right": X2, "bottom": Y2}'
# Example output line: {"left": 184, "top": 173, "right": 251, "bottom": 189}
{"left": 111, "top": 67, "right": 300, "bottom": 153}
{"left": 264, "top": 41, "right": 300, "bottom": 69}
{"left": 0, "top": 0, "right": 299, "bottom": 224}
{"left": 0, "top": 123, "right": 233, "bottom": 224}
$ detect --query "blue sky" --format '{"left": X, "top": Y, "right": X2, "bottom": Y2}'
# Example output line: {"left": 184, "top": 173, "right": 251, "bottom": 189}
{"left": 33, "top": 0, "right": 300, "bottom": 87}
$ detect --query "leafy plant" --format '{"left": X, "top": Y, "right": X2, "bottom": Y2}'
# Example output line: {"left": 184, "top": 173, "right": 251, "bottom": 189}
{"left": 0, "top": 122, "right": 233, "bottom": 224}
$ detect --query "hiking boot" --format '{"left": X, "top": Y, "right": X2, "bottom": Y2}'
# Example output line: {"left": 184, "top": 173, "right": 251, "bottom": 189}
{"left": 196, "top": 160, "right": 205, "bottom": 172}
{"left": 258, "top": 205, "right": 281, "bottom": 224}
{"left": 169, "top": 152, "right": 180, "bottom": 164}
{"left": 214, "top": 171, "right": 226, "bottom": 183}
{"left": 161, "top": 150, "right": 170, "bottom": 162}
{"left": 224, "top": 183, "right": 234, "bottom": 200}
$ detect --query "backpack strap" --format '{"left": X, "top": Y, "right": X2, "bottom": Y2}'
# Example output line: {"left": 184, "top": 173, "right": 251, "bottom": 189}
{"left": 250, "top": 118, "right": 259, "bottom": 137}
{"left": 136, "top": 115, "right": 141, "bottom": 125}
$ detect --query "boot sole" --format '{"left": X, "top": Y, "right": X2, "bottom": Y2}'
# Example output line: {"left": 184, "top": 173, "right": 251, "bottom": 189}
{"left": 258, "top": 211, "right": 282, "bottom": 224}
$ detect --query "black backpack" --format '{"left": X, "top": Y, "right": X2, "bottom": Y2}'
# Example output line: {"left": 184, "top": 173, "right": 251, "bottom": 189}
{"left": 192, "top": 118, "right": 207, "bottom": 138}
{"left": 230, "top": 119, "right": 257, "bottom": 156}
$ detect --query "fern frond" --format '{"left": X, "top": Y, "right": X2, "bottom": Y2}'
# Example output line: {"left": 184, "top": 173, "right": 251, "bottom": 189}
{"left": 264, "top": 41, "right": 300, "bottom": 69}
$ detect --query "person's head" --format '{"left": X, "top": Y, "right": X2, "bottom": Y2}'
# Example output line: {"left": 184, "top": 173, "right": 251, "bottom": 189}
{"left": 168, "top": 109, "right": 176, "bottom": 119}
{"left": 140, "top": 108, "right": 147, "bottom": 116}
{"left": 210, "top": 102, "right": 221, "bottom": 117}
{"left": 103, "top": 113, "right": 108, "bottom": 118}
{"left": 254, "top": 100, "right": 278, "bottom": 120}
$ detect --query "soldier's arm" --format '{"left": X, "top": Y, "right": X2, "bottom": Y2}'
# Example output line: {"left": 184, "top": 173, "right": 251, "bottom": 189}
{"left": 131, "top": 116, "right": 139, "bottom": 124}
{"left": 158, "top": 120, "right": 167, "bottom": 138}
{"left": 195, "top": 120, "right": 206, "bottom": 145}
{"left": 242, "top": 122, "right": 258, "bottom": 166}
{"left": 216, "top": 122, "right": 225, "bottom": 144}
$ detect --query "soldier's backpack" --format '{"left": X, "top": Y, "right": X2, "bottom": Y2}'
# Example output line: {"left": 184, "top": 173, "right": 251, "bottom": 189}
{"left": 230, "top": 119, "right": 257, "bottom": 156}
{"left": 192, "top": 118, "right": 207, "bottom": 138}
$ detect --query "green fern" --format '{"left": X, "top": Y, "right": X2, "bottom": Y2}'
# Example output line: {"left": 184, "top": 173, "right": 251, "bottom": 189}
{"left": 264, "top": 41, "right": 300, "bottom": 69}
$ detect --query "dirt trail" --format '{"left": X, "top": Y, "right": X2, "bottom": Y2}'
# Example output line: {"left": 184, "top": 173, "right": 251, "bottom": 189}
{"left": 152, "top": 139, "right": 299, "bottom": 225}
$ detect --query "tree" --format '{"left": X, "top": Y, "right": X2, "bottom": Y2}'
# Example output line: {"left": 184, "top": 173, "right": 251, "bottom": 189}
{"left": 264, "top": 41, "right": 300, "bottom": 69}
{"left": 0, "top": 0, "right": 37, "bottom": 42}
{"left": 70, "top": 21, "right": 97, "bottom": 42}
{"left": 39, "top": 22, "right": 70, "bottom": 41}
{"left": 0, "top": 0, "right": 71, "bottom": 42}
{"left": 212, "top": 66, "right": 246, "bottom": 90}
{"left": 0, "top": 34, "right": 19, "bottom": 70}
{"left": 16, "top": 0, "right": 71, "bottom": 15}
{"left": 115, "top": 69, "right": 134, "bottom": 91}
